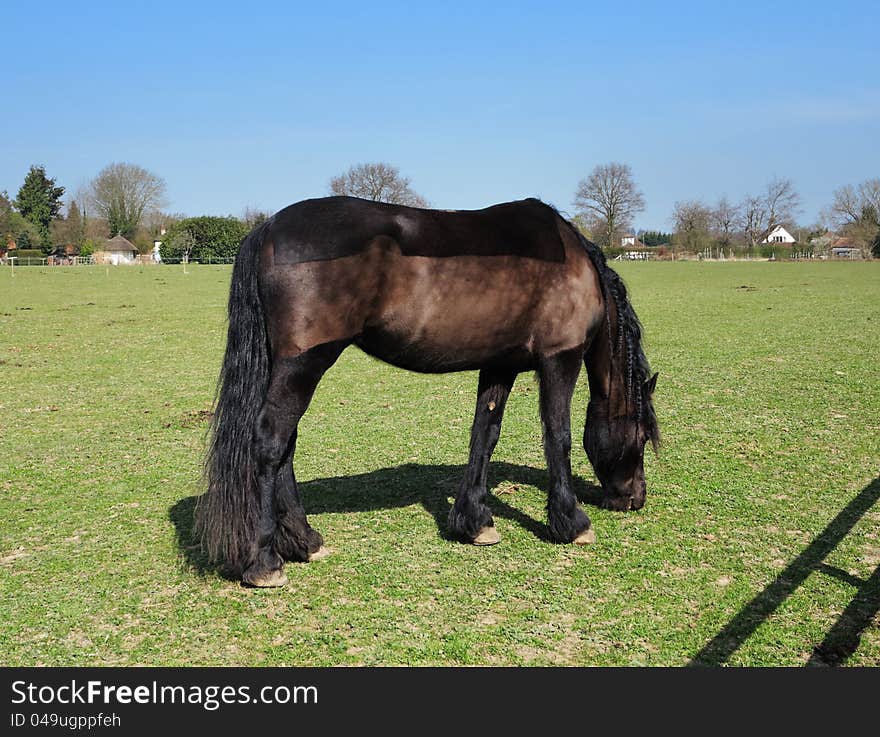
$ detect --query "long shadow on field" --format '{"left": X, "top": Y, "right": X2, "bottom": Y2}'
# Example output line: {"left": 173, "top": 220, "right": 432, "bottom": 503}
{"left": 689, "top": 477, "right": 880, "bottom": 667}
{"left": 169, "top": 462, "right": 604, "bottom": 575}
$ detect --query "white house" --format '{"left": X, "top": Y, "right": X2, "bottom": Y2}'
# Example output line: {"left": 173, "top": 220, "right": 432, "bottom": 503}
{"left": 102, "top": 235, "right": 139, "bottom": 265}
{"left": 152, "top": 226, "right": 165, "bottom": 263}
{"left": 762, "top": 225, "right": 796, "bottom": 244}
{"left": 618, "top": 233, "right": 652, "bottom": 260}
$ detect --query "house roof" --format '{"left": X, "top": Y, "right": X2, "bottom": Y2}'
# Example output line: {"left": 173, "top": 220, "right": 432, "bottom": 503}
{"left": 620, "top": 234, "right": 647, "bottom": 248}
{"left": 831, "top": 237, "right": 858, "bottom": 248}
{"left": 48, "top": 245, "right": 77, "bottom": 256}
{"left": 105, "top": 235, "right": 138, "bottom": 253}
{"left": 761, "top": 225, "right": 796, "bottom": 243}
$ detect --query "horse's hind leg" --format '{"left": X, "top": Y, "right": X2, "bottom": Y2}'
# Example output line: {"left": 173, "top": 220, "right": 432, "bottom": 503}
{"left": 448, "top": 368, "right": 517, "bottom": 544}
{"left": 243, "top": 341, "right": 347, "bottom": 587}
{"left": 538, "top": 348, "right": 594, "bottom": 544}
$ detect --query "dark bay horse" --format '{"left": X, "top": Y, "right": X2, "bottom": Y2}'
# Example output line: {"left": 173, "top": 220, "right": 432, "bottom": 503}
{"left": 195, "top": 196, "right": 659, "bottom": 586}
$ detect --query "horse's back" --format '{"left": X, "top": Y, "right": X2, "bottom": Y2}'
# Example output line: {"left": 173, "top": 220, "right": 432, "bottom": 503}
{"left": 268, "top": 196, "right": 566, "bottom": 265}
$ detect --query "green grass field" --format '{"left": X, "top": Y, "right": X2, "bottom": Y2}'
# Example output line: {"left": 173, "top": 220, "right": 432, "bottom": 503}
{"left": 1, "top": 261, "right": 877, "bottom": 666}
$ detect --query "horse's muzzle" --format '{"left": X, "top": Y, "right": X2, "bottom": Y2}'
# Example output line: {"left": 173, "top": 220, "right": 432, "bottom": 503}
{"left": 601, "top": 482, "right": 646, "bottom": 511}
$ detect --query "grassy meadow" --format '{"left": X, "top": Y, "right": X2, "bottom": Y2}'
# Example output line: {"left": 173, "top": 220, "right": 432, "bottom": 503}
{"left": 0, "top": 260, "right": 878, "bottom": 666}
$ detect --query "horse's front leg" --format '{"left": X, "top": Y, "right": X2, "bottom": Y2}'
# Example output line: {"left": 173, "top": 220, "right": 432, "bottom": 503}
{"left": 448, "top": 368, "right": 517, "bottom": 544}
{"left": 538, "top": 348, "right": 595, "bottom": 544}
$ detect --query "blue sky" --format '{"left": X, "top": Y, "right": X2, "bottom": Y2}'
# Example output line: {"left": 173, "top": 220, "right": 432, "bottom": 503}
{"left": 3, "top": 1, "right": 878, "bottom": 230}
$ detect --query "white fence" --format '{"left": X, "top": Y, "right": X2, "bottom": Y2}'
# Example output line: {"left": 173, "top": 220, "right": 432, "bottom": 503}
{"left": 2, "top": 255, "right": 236, "bottom": 267}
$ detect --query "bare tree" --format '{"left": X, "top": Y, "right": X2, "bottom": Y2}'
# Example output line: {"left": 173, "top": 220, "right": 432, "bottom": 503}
{"left": 860, "top": 179, "right": 880, "bottom": 217}
{"left": 672, "top": 200, "right": 713, "bottom": 253}
{"left": 242, "top": 206, "right": 272, "bottom": 228}
{"left": 142, "top": 210, "right": 184, "bottom": 237}
{"left": 570, "top": 213, "right": 606, "bottom": 243}
{"left": 826, "top": 178, "right": 880, "bottom": 231}
{"left": 573, "top": 163, "right": 645, "bottom": 249}
{"left": 764, "top": 177, "right": 800, "bottom": 232}
{"left": 738, "top": 178, "right": 800, "bottom": 248}
{"left": 826, "top": 184, "right": 861, "bottom": 228}
{"left": 711, "top": 196, "right": 741, "bottom": 247}
{"left": 88, "top": 163, "right": 167, "bottom": 239}
{"left": 739, "top": 194, "right": 768, "bottom": 248}
{"left": 329, "top": 162, "right": 428, "bottom": 207}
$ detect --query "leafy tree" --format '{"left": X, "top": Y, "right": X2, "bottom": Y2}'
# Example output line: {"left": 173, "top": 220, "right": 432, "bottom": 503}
{"left": 1, "top": 192, "right": 40, "bottom": 249}
{"left": 0, "top": 191, "right": 14, "bottom": 239}
{"left": 640, "top": 230, "right": 672, "bottom": 247}
{"left": 17, "top": 230, "right": 33, "bottom": 250}
{"left": 66, "top": 201, "right": 85, "bottom": 248}
{"left": 88, "top": 163, "right": 166, "bottom": 239}
{"left": 159, "top": 216, "right": 249, "bottom": 261}
{"left": 13, "top": 165, "right": 65, "bottom": 251}
{"left": 50, "top": 200, "right": 86, "bottom": 252}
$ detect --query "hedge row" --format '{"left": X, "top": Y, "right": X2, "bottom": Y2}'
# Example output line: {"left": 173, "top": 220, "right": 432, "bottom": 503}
{"left": 159, "top": 216, "right": 250, "bottom": 262}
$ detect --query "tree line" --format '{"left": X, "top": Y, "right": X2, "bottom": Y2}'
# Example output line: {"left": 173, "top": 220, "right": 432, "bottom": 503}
{"left": 0, "top": 163, "right": 270, "bottom": 261}
{"left": 3, "top": 160, "right": 878, "bottom": 260}
{"left": 573, "top": 163, "right": 879, "bottom": 258}
{"left": 1, "top": 163, "right": 171, "bottom": 258}
{"left": 332, "top": 162, "right": 879, "bottom": 258}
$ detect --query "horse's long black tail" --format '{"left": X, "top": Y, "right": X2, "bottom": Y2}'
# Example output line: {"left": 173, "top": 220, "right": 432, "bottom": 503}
{"left": 195, "top": 220, "right": 272, "bottom": 574}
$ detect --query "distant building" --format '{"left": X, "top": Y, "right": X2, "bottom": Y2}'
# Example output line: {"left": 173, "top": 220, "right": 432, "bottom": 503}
{"left": 47, "top": 244, "right": 78, "bottom": 265}
{"left": 618, "top": 233, "right": 652, "bottom": 260}
{"left": 829, "top": 236, "right": 863, "bottom": 259}
{"left": 97, "top": 235, "right": 139, "bottom": 265}
{"left": 762, "top": 226, "right": 796, "bottom": 244}
{"left": 809, "top": 231, "right": 835, "bottom": 250}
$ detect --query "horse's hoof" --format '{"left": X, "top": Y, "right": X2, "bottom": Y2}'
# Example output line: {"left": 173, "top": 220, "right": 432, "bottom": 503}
{"left": 243, "top": 569, "right": 288, "bottom": 588}
{"left": 308, "top": 546, "right": 331, "bottom": 561}
{"left": 573, "top": 528, "right": 596, "bottom": 545}
{"left": 473, "top": 526, "right": 501, "bottom": 545}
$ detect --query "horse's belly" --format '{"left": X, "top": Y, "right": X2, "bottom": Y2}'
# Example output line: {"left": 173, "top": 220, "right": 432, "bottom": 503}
{"left": 357, "top": 254, "right": 593, "bottom": 371}
{"left": 354, "top": 324, "right": 535, "bottom": 373}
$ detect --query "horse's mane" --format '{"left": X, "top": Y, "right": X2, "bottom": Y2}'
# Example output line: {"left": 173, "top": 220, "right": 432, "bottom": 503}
{"left": 532, "top": 199, "right": 658, "bottom": 447}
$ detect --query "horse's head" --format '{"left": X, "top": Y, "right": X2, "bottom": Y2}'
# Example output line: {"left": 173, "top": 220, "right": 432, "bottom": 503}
{"left": 583, "top": 372, "right": 659, "bottom": 511}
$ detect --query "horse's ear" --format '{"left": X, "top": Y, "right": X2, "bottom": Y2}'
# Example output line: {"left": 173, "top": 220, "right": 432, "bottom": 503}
{"left": 644, "top": 372, "right": 658, "bottom": 396}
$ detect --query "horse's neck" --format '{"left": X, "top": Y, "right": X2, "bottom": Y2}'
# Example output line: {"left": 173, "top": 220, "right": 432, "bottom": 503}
{"left": 584, "top": 299, "right": 627, "bottom": 415}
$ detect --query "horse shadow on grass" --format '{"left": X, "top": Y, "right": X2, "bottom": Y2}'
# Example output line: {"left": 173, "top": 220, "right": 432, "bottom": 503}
{"left": 169, "top": 461, "right": 604, "bottom": 577}
{"left": 690, "top": 476, "right": 880, "bottom": 667}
